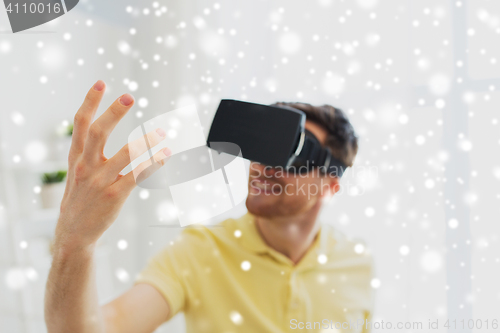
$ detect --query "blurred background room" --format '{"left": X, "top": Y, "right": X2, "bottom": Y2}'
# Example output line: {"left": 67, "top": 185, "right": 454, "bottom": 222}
{"left": 1, "top": 0, "right": 500, "bottom": 332}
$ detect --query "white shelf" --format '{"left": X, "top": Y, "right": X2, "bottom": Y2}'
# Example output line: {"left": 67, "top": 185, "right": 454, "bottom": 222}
{"left": 19, "top": 208, "right": 60, "bottom": 239}
{"left": 25, "top": 208, "right": 59, "bottom": 223}
{"left": 6, "top": 160, "right": 68, "bottom": 173}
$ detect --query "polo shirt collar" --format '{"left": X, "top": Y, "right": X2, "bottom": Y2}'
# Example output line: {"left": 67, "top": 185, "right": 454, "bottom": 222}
{"left": 237, "top": 212, "right": 331, "bottom": 270}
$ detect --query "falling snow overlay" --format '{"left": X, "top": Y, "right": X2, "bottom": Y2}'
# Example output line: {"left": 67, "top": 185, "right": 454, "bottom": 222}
{"left": 1, "top": 0, "right": 500, "bottom": 332}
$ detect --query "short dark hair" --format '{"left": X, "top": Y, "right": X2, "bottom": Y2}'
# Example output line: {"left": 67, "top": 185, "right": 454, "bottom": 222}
{"left": 271, "top": 102, "right": 358, "bottom": 168}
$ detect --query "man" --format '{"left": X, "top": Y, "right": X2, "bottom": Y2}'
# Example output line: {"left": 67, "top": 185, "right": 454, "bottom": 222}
{"left": 45, "top": 80, "right": 374, "bottom": 333}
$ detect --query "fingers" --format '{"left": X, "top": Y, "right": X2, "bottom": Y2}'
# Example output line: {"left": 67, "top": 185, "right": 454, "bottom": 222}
{"left": 83, "top": 93, "right": 135, "bottom": 162}
{"left": 106, "top": 128, "right": 167, "bottom": 176}
{"left": 70, "top": 80, "right": 106, "bottom": 159}
{"left": 120, "top": 147, "right": 172, "bottom": 190}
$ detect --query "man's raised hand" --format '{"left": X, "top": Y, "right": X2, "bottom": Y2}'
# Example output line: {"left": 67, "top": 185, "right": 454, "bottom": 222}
{"left": 54, "top": 80, "right": 170, "bottom": 252}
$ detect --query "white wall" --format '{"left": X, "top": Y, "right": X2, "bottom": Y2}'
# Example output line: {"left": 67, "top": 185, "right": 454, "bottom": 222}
{"left": 1, "top": 0, "right": 500, "bottom": 332}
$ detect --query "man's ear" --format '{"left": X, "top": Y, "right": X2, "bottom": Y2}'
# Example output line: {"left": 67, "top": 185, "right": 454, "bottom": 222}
{"left": 329, "top": 176, "right": 341, "bottom": 195}
{"left": 321, "top": 175, "right": 340, "bottom": 199}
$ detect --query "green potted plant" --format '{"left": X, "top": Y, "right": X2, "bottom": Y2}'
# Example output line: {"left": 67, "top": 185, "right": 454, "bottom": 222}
{"left": 40, "top": 170, "right": 67, "bottom": 209}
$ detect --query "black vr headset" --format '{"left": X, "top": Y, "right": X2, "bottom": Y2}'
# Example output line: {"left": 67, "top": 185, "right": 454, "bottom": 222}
{"left": 207, "top": 99, "right": 347, "bottom": 177}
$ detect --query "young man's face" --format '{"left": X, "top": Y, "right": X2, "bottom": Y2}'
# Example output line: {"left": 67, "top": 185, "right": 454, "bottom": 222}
{"left": 245, "top": 121, "right": 339, "bottom": 218}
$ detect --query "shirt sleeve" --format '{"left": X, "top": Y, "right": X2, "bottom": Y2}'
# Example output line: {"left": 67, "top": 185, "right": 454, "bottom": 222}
{"left": 362, "top": 254, "right": 376, "bottom": 333}
{"left": 361, "top": 309, "right": 373, "bottom": 333}
{"left": 134, "top": 241, "right": 187, "bottom": 320}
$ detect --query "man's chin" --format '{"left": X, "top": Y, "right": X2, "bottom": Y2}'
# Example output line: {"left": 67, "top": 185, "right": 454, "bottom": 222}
{"left": 245, "top": 195, "right": 280, "bottom": 218}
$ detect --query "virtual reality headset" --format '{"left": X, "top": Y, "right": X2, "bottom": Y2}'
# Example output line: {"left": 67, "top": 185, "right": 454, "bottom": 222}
{"left": 207, "top": 99, "right": 347, "bottom": 177}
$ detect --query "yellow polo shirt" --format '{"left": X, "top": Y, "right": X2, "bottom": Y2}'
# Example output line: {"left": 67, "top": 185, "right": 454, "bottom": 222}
{"left": 135, "top": 213, "right": 374, "bottom": 332}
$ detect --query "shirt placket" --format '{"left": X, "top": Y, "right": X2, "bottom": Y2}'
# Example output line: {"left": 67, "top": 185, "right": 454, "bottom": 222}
{"left": 286, "top": 269, "right": 303, "bottom": 328}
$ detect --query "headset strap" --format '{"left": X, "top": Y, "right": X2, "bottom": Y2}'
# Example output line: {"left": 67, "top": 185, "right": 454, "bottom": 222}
{"left": 295, "top": 131, "right": 347, "bottom": 177}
